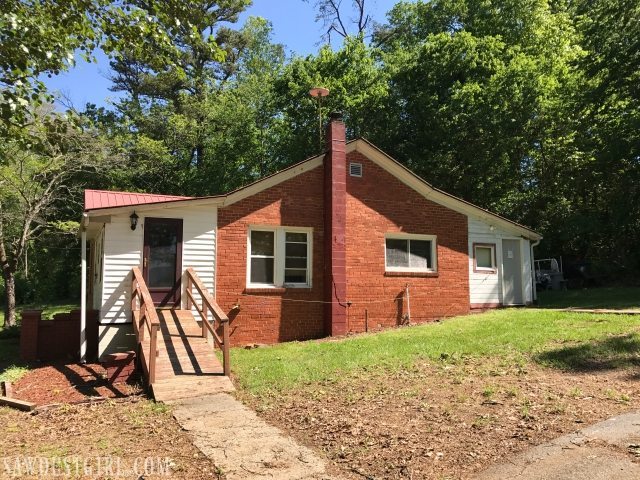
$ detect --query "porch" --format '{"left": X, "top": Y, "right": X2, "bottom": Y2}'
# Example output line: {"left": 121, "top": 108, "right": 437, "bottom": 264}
{"left": 131, "top": 267, "right": 234, "bottom": 403}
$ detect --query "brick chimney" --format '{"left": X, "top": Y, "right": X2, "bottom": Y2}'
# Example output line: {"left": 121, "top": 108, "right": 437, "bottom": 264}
{"left": 324, "top": 112, "right": 348, "bottom": 336}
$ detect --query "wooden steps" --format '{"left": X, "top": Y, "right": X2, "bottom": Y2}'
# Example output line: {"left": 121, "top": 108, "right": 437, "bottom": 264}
{"left": 146, "top": 309, "right": 234, "bottom": 403}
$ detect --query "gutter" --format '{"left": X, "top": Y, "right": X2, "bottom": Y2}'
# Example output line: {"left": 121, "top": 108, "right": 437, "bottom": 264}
{"left": 530, "top": 239, "right": 541, "bottom": 303}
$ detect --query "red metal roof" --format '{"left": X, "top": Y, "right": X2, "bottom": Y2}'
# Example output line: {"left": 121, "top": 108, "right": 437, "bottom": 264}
{"left": 84, "top": 189, "right": 193, "bottom": 211}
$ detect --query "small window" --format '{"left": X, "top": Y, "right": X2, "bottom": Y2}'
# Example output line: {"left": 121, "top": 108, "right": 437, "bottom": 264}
{"left": 349, "top": 162, "right": 363, "bottom": 177}
{"left": 247, "top": 227, "right": 312, "bottom": 287}
{"left": 474, "top": 244, "right": 496, "bottom": 272}
{"left": 385, "top": 234, "right": 437, "bottom": 272}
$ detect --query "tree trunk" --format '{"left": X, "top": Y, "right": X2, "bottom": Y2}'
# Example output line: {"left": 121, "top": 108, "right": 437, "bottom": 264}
{"left": 3, "top": 271, "right": 16, "bottom": 328}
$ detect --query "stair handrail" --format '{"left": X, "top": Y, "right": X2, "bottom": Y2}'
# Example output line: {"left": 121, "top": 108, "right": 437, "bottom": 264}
{"left": 131, "top": 266, "right": 160, "bottom": 384}
{"left": 184, "top": 267, "right": 230, "bottom": 376}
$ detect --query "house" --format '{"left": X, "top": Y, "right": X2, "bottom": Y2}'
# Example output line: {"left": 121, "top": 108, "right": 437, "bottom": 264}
{"left": 79, "top": 113, "right": 541, "bottom": 368}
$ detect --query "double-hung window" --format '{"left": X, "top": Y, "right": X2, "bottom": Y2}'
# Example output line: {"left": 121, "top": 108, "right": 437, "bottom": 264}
{"left": 385, "top": 234, "right": 437, "bottom": 273}
{"left": 248, "top": 227, "right": 312, "bottom": 288}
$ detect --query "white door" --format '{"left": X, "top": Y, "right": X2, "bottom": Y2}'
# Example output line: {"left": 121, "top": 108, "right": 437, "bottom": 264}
{"left": 502, "top": 239, "right": 523, "bottom": 305}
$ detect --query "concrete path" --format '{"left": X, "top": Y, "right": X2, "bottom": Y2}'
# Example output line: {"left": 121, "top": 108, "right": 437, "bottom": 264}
{"left": 171, "top": 393, "right": 335, "bottom": 479}
{"left": 474, "top": 411, "right": 640, "bottom": 480}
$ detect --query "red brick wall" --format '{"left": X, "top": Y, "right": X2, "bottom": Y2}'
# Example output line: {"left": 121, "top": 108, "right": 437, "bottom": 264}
{"left": 216, "top": 167, "right": 326, "bottom": 346}
{"left": 20, "top": 310, "right": 99, "bottom": 362}
{"left": 345, "top": 151, "right": 470, "bottom": 331}
{"left": 215, "top": 149, "right": 470, "bottom": 345}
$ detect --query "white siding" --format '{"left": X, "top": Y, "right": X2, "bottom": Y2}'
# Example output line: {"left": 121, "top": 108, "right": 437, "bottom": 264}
{"left": 99, "top": 205, "right": 216, "bottom": 325}
{"left": 468, "top": 218, "right": 534, "bottom": 306}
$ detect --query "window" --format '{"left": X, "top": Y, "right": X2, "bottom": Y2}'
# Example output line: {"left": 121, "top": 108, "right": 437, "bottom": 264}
{"left": 474, "top": 243, "right": 496, "bottom": 273}
{"left": 249, "top": 230, "right": 275, "bottom": 284}
{"left": 385, "top": 234, "right": 437, "bottom": 272}
{"left": 248, "top": 227, "right": 312, "bottom": 287}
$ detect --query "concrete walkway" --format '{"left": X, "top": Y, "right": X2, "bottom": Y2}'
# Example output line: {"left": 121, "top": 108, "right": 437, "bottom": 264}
{"left": 171, "top": 393, "right": 335, "bottom": 479}
{"left": 474, "top": 411, "right": 640, "bottom": 480}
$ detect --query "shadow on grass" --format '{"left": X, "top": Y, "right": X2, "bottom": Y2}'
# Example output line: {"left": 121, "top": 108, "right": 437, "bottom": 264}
{"left": 537, "top": 287, "right": 640, "bottom": 310}
{"left": 536, "top": 334, "right": 640, "bottom": 372}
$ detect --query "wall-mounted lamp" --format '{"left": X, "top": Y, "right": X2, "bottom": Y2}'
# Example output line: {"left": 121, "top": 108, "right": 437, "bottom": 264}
{"left": 129, "top": 211, "right": 139, "bottom": 231}
{"left": 489, "top": 225, "right": 496, "bottom": 232}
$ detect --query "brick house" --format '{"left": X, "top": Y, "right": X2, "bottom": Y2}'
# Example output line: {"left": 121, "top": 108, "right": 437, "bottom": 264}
{"left": 79, "top": 114, "right": 541, "bottom": 361}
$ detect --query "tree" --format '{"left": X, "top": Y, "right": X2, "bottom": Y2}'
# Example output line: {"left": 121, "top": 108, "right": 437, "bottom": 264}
{"left": 376, "top": 0, "right": 586, "bottom": 224}
{"left": 305, "top": 0, "right": 372, "bottom": 43}
{"left": 1, "top": 0, "right": 235, "bottom": 154}
{"left": 272, "top": 36, "right": 388, "bottom": 164}
{"left": 107, "top": 9, "right": 291, "bottom": 196}
{"left": 0, "top": 110, "right": 118, "bottom": 326}
{"left": 1, "top": 0, "right": 99, "bottom": 136}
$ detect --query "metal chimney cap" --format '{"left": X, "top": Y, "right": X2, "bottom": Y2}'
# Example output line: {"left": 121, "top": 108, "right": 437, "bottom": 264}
{"left": 329, "top": 111, "right": 343, "bottom": 121}
{"left": 309, "top": 87, "right": 330, "bottom": 98}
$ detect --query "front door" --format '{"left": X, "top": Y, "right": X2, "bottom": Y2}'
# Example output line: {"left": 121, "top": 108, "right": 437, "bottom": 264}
{"left": 143, "top": 218, "right": 183, "bottom": 307}
{"left": 501, "top": 239, "right": 523, "bottom": 305}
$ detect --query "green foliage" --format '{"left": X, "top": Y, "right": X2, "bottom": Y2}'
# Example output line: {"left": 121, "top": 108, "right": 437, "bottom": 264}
{"left": 5, "top": 0, "right": 640, "bottom": 307}
{"left": 0, "top": 365, "right": 29, "bottom": 383}
{"left": 273, "top": 36, "right": 389, "bottom": 162}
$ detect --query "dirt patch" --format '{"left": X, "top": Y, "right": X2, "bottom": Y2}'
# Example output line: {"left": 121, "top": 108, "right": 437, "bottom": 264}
{"left": 238, "top": 356, "right": 640, "bottom": 479}
{"left": 0, "top": 399, "right": 221, "bottom": 479}
{"left": 13, "top": 363, "right": 142, "bottom": 406}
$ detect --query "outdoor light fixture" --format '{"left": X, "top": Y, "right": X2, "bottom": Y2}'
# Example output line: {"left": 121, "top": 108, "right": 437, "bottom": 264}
{"left": 129, "top": 211, "right": 139, "bottom": 231}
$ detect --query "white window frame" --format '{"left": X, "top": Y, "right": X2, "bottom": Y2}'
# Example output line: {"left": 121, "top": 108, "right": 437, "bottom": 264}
{"left": 384, "top": 233, "right": 438, "bottom": 273}
{"left": 473, "top": 243, "right": 497, "bottom": 272}
{"left": 246, "top": 226, "right": 313, "bottom": 288}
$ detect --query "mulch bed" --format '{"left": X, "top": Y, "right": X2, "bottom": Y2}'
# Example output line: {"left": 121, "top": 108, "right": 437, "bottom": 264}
{"left": 0, "top": 399, "right": 221, "bottom": 479}
{"left": 13, "top": 362, "right": 143, "bottom": 406}
{"left": 238, "top": 356, "right": 640, "bottom": 479}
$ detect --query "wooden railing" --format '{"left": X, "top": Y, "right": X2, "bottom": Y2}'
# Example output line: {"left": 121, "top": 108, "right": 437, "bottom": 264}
{"left": 185, "top": 267, "right": 230, "bottom": 376}
{"left": 131, "top": 267, "right": 160, "bottom": 385}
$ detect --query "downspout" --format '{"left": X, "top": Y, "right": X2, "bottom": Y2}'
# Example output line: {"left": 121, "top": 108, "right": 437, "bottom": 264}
{"left": 530, "top": 239, "right": 541, "bottom": 304}
{"left": 80, "top": 214, "right": 88, "bottom": 363}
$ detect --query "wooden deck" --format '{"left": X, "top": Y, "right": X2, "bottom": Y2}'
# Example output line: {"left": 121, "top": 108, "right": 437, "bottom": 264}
{"left": 147, "top": 309, "right": 234, "bottom": 403}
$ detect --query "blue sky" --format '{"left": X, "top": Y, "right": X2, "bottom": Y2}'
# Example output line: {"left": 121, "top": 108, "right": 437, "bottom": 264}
{"left": 43, "top": 0, "right": 398, "bottom": 109}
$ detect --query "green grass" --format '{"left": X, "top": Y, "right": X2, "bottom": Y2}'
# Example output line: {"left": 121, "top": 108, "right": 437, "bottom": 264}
{"left": 231, "top": 308, "right": 640, "bottom": 394}
{"left": 0, "top": 365, "right": 29, "bottom": 383}
{"left": 0, "top": 300, "right": 79, "bottom": 327}
{"left": 537, "top": 287, "right": 640, "bottom": 310}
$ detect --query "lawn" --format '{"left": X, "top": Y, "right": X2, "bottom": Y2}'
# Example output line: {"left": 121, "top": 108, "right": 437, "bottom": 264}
{"left": 537, "top": 286, "right": 640, "bottom": 309}
{"left": 231, "top": 308, "right": 640, "bottom": 394}
{"left": 231, "top": 308, "right": 640, "bottom": 479}
{"left": 0, "top": 300, "right": 79, "bottom": 327}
